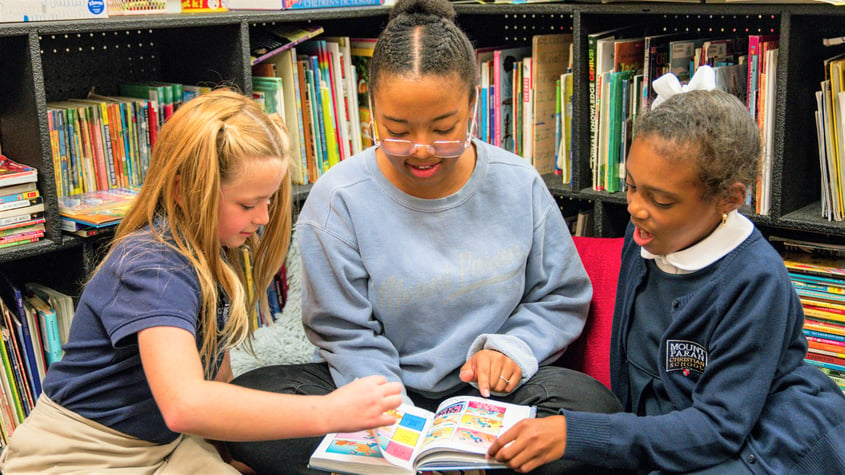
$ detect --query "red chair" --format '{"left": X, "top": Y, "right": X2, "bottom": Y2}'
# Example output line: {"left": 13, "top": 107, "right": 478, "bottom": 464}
{"left": 555, "top": 236, "right": 624, "bottom": 389}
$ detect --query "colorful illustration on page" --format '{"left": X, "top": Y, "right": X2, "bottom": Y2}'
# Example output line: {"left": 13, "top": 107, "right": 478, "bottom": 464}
{"left": 460, "top": 413, "right": 503, "bottom": 432}
{"left": 454, "top": 428, "right": 497, "bottom": 448}
{"left": 381, "top": 412, "right": 428, "bottom": 463}
{"left": 422, "top": 424, "right": 457, "bottom": 446}
{"left": 326, "top": 431, "right": 382, "bottom": 457}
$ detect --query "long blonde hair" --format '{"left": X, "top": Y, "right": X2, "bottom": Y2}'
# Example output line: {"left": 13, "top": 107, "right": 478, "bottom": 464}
{"left": 109, "top": 88, "right": 291, "bottom": 377}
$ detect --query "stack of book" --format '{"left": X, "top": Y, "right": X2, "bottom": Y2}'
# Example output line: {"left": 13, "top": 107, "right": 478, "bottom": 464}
{"left": 0, "top": 156, "right": 45, "bottom": 250}
{"left": 58, "top": 187, "right": 140, "bottom": 236}
{"left": 779, "top": 239, "right": 845, "bottom": 394}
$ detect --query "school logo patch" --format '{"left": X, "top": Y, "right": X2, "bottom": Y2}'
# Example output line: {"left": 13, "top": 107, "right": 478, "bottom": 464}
{"left": 666, "top": 340, "right": 708, "bottom": 374}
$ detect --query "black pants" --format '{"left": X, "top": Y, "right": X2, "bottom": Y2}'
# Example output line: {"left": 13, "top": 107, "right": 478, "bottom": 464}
{"left": 226, "top": 363, "right": 626, "bottom": 474}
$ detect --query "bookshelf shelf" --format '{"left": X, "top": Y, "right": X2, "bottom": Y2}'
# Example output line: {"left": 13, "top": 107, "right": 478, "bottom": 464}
{"left": 0, "top": 2, "right": 843, "bottom": 297}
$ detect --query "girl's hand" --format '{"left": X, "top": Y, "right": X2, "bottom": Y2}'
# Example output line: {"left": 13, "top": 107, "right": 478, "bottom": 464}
{"left": 487, "top": 415, "right": 567, "bottom": 473}
{"left": 326, "top": 376, "right": 403, "bottom": 433}
{"left": 459, "top": 349, "right": 522, "bottom": 397}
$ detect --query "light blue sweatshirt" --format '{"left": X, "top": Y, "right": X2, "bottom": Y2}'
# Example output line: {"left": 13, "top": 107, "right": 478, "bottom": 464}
{"left": 296, "top": 139, "right": 591, "bottom": 399}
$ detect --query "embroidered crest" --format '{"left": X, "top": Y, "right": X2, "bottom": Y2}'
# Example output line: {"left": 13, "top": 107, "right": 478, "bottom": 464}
{"left": 666, "top": 340, "right": 707, "bottom": 374}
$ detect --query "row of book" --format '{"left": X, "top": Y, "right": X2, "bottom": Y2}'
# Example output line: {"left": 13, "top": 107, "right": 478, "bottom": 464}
{"left": 0, "top": 277, "right": 75, "bottom": 446}
{"left": 0, "top": 156, "right": 46, "bottom": 250}
{"left": 46, "top": 81, "right": 210, "bottom": 198}
{"left": 777, "top": 238, "right": 845, "bottom": 394}
{"left": 255, "top": 28, "right": 583, "bottom": 185}
{"left": 250, "top": 26, "right": 374, "bottom": 185}
{"left": 582, "top": 26, "right": 778, "bottom": 214}
{"left": 476, "top": 34, "right": 575, "bottom": 180}
{"left": 47, "top": 83, "right": 217, "bottom": 236}
{"left": 814, "top": 51, "right": 845, "bottom": 222}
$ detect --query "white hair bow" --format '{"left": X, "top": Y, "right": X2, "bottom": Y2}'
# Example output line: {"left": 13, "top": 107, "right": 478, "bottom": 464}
{"left": 650, "top": 65, "right": 716, "bottom": 110}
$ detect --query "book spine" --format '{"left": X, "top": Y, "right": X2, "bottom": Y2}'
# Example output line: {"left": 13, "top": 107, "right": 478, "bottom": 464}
{"left": 56, "top": 110, "right": 71, "bottom": 196}
{"left": 266, "top": 281, "right": 282, "bottom": 316}
{"left": 642, "top": 39, "right": 652, "bottom": 112}
{"left": 326, "top": 41, "right": 351, "bottom": 161}
{"left": 493, "top": 50, "right": 503, "bottom": 148}
{"left": 309, "top": 57, "right": 330, "bottom": 172}
{"left": 75, "top": 106, "right": 97, "bottom": 192}
{"left": 118, "top": 103, "right": 133, "bottom": 187}
{"left": 8, "top": 284, "right": 42, "bottom": 400}
{"left": 805, "top": 352, "right": 845, "bottom": 372}
{"left": 797, "top": 288, "right": 845, "bottom": 303}
{"left": 747, "top": 35, "right": 762, "bottom": 118}
{"left": 48, "top": 110, "right": 64, "bottom": 197}
{"left": 0, "top": 327, "right": 26, "bottom": 423}
{"left": 805, "top": 329, "right": 845, "bottom": 343}
{"left": 65, "top": 109, "right": 82, "bottom": 194}
{"left": 95, "top": 102, "right": 116, "bottom": 189}
{"left": 0, "top": 223, "right": 43, "bottom": 239}
{"left": 794, "top": 280, "right": 845, "bottom": 295}
{"left": 0, "top": 231, "right": 44, "bottom": 247}
{"left": 321, "top": 82, "right": 341, "bottom": 170}
{"left": 86, "top": 105, "right": 109, "bottom": 191}
{"left": 0, "top": 297, "right": 34, "bottom": 414}
{"left": 0, "top": 333, "right": 21, "bottom": 436}
{"left": 588, "top": 35, "right": 599, "bottom": 184}
{"left": 0, "top": 191, "right": 39, "bottom": 207}
{"left": 805, "top": 317, "right": 845, "bottom": 334}
{"left": 0, "top": 202, "right": 45, "bottom": 220}
{"left": 304, "top": 67, "right": 325, "bottom": 177}
{"left": 0, "top": 212, "right": 43, "bottom": 228}
{"left": 522, "top": 57, "right": 533, "bottom": 162}
{"left": 808, "top": 336, "right": 845, "bottom": 351}
{"left": 139, "top": 101, "right": 152, "bottom": 178}
{"left": 297, "top": 60, "right": 318, "bottom": 184}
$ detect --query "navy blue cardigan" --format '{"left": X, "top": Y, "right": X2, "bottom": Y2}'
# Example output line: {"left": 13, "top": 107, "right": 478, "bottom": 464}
{"left": 563, "top": 224, "right": 845, "bottom": 474}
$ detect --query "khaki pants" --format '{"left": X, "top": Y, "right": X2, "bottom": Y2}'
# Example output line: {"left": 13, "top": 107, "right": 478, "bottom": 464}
{"left": 0, "top": 395, "right": 239, "bottom": 474}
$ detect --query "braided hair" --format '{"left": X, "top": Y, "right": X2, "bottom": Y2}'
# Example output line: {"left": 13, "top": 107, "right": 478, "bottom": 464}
{"left": 369, "top": 0, "right": 477, "bottom": 103}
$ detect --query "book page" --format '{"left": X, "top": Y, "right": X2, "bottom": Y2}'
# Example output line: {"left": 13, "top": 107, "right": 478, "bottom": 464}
{"left": 308, "top": 429, "right": 404, "bottom": 474}
{"left": 373, "top": 405, "right": 434, "bottom": 472}
{"left": 413, "top": 395, "right": 536, "bottom": 470}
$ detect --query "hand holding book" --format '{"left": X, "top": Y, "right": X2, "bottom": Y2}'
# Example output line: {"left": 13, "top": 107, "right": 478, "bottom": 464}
{"left": 487, "top": 414, "right": 568, "bottom": 473}
{"left": 309, "top": 395, "right": 536, "bottom": 474}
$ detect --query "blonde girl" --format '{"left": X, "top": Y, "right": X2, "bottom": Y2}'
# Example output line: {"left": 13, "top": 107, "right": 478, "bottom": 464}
{"left": 0, "top": 88, "right": 401, "bottom": 474}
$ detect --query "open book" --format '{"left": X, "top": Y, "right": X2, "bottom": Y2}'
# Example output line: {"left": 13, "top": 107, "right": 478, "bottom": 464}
{"left": 308, "top": 395, "right": 536, "bottom": 474}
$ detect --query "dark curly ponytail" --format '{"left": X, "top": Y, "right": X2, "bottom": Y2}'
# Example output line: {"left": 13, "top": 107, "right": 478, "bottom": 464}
{"left": 369, "top": 0, "right": 476, "bottom": 104}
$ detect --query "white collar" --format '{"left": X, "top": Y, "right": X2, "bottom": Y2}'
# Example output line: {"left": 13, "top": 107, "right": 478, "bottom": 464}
{"left": 640, "top": 210, "right": 753, "bottom": 274}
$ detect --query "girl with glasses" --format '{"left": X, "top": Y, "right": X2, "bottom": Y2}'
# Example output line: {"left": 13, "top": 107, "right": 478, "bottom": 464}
{"left": 226, "top": 0, "right": 623, "bottom": 473}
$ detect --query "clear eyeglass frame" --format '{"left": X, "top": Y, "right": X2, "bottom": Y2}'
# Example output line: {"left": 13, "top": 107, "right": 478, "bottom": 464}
{"left": 373, "top": 98, "right": 479, "bottom": 159}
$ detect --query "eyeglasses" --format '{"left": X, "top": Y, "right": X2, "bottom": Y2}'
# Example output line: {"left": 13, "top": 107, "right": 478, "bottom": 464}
{"left": 374, "top": 100, "right": 478, "bottom": 159}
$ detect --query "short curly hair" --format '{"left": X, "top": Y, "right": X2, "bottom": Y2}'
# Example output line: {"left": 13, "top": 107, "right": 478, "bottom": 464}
{"left": 633, "top": 89, "right": 761, "bottom": 202}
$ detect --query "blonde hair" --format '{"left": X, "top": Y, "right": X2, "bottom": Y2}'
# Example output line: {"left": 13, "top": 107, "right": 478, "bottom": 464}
{"left": 108, "top": 88, "right": 292, "bottom": 378}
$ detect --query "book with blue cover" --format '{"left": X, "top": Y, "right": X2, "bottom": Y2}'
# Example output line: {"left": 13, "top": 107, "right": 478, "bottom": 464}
{"left": 0, "top": 274, "right": 41, "bottom": 403}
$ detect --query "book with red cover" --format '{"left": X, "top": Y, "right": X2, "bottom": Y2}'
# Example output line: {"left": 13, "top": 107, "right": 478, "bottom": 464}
{"left": 0, "top": 156, "right": 37, "bottom": 189}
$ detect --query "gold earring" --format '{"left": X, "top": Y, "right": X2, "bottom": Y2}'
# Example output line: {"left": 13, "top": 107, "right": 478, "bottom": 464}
{"left": 721, "top": 213, "right": 728, "bottom": 225}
